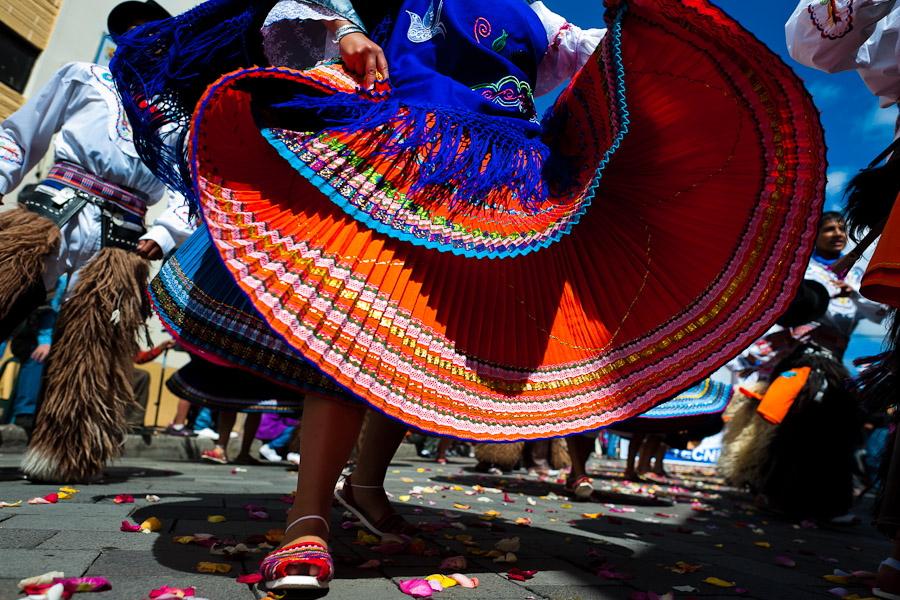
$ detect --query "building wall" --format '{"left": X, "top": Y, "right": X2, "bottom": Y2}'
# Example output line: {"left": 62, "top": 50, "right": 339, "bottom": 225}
{"left": 0, "top": 0, "right": 63, "bottom": 118}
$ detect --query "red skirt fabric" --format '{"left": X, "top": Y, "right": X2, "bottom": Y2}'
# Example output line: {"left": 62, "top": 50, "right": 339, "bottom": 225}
{"left": 169, "top": 0, "right": 825, "bottom": 440}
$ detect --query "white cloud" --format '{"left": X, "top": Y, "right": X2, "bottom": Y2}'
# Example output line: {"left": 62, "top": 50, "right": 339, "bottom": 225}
{"left": 825, "top": 169, "right": 849, "bottom": 201}
{"left": 862, "top": 103, "right": 898, "bottom": 139}
{"left": 806, "top": 81, "right": 844, "bottom": 105}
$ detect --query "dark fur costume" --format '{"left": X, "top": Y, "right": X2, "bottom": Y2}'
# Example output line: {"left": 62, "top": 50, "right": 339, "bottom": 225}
{"left": 21, "top": 248, "right": 149, "bottom": 482}
{"left": 0, "top": 208, "right": 60, "bottom": 331}
{"left": 758, "top": 344, "right": 861, "bottom": 520}
{"left": 474, "top": 439, "right": 571, "bottom": 472}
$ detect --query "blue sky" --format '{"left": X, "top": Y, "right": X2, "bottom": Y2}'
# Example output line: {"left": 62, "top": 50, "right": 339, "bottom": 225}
{"left": 537, "top": 0, "right": 892, "bottom": 368}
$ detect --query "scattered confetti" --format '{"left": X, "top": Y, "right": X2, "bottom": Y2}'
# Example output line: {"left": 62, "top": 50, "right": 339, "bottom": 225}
{"left": 196, "top": 562, "right": 232, "bottom": 573}
{"left": 702, "top": 577, "right": 734, "bottom": 588}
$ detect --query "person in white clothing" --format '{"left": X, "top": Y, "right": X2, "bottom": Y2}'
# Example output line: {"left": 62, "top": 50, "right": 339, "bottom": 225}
{"left": 0, "top": 0, "right": 198, "bottom": 483}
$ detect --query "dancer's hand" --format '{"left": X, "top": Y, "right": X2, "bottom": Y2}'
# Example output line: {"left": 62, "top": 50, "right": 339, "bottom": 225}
{"left": 31, "top": 344, "right": 50, "bottom": 363}
{"left": 833, "top": 281, "right": 854, "bottom": 298}
{"left": 326, "top": 19, "right": 389, "bottom": 90}
{"left": 136, "top": 239, "right": 163, "bottom": 260}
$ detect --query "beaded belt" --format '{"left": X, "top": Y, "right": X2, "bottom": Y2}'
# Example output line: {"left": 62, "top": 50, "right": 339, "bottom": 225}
{"left": 44, "top": 161, "right": 148, "bottom": 219}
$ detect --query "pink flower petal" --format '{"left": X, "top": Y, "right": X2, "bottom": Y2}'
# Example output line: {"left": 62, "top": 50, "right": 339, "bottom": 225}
{"left": 115, "top": 494, "right": 134, "bottom": 504}
{"left": 120, "top": 521, "right": 142, "bottom": 532}
{"left": 236, "top": 574, "right": 263, "bottom": 584}
{"left": 398, "top": 579, "right": 435, "bottom": 598}
{"left": 448, "top": 573, "right": 476, "bottom": 588}
{"left": 774, "top": 556, "right": 796, "bottom": 568}
{"left": 438, "top": 556, "right": 467, "bottom": 571}
{"left": 54, "top": 577, "right": 112, "bottom": 593}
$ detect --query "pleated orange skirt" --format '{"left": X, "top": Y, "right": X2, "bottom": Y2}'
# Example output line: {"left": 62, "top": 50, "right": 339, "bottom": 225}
{"left": 153, "top": 0, "right": 825, "bottom": 440}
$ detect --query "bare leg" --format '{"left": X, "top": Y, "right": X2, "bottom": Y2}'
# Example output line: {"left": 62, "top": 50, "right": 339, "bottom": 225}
{"left": 173, "top": 399, "right": 191, "bottom": 426}
{"left": 624, "top": 433, "right": 644, "bottom": 480}
{"left": 636, "top": 435, "right": 662, "bottom": 474}
{"left": 650, "top": 442, "right": 669, "bottom": 476}
{"left": 436, "top": 437, "right": 451, "bottom": 463}
{"left": 345, "top": 409, "right": 408, "bottom": 523}
{"left": 215, "top": 411, "right": 237, "bottom": 453}
{"left": 235, "top": 412, "right": 262, "bottom": 463}
{"left": 565, "top": 434, "right": 594, "bottom": 483}
{"left": 282, "top": 394, "right": 366, "bottom": 575}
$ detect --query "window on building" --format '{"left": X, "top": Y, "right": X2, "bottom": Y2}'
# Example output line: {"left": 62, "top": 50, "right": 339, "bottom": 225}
{"left": 0, "top": 22, "right": 39, "bottom": 93}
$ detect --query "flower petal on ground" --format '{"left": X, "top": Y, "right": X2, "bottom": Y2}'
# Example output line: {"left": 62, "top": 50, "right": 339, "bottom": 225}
{"left": 236, "top": 574, "right": 263, "bottom": 584}
{"left": 146, "top": 495, "right": 161, "bottom": 503}
{"left": 206, "top": 515, "right": 226, "bottom": 523}
{"left": 702, "top": 577, "right": 734, "bottom": 587}
{"left": 120, "top": 521, "right": 142, "bottom": 532}
{"left": 196, "top": 562, "right": 231, "bottom": 573}
{"left": 448, "top": 574, "right": 477, "bottom": 588}
{"left": 18, "top": 572, "right": 65, "bottom": 589}
{"left": 398, "top": 579, "right": 434, "bottom": 598}
{"left": 438, "top": 556, "right": 466, "bottom": 571}
{"left": 140, "top": 517, "right": 162, "bottom": 532}
{"left": 115, "top": 495, "right": 134, "bottom": 504}
{"left": 0, "top": 500, "right": 22, "bottom": 507}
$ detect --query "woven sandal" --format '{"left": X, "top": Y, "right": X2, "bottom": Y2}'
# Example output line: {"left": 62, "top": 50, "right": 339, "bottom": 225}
{"left": 261, "top": 516, "right": 333, "bottom": 590}
{"left": 334, "top": 477, "right": 419, "bottom": 538}
{"left": 875, "top": 557, "right": 900, "bottom": 600}
{"left": 566, "top": 476, "right": 594, "bottom": 501}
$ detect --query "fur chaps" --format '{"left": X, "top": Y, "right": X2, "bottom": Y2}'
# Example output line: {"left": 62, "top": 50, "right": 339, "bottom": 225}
{"left": 22, "top": 248, "right": 149, "bottom": 482}
{"left": 717, "top": 384, "right": 777, "bottom": 490}
{"left": 474, "top": 439, "right": 571, "bottom": 472}
{"left": 0, "top": 208, "right": 60, "bottom": 319}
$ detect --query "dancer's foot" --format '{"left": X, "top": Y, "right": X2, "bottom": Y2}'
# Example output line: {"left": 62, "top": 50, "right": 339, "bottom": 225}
{"left": 335, "top": 475, "right": 419, "bottom": 537}
{"left": 875, "top": 557, "right": 900, "bottom": 599}
{"left": 263, "top": 514, "right": 332, "bottom": 588}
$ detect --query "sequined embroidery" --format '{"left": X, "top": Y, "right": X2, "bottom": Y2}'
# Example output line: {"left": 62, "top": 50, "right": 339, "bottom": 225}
{"left": 0, "top": 133, "right": 24, "bottom": 167}
{"left": 88, "top": 64, "right": 135, "bottom": 151}
{"left": 471, "top": 76, "right": 537, "bottom": 121}
{"left": 808, "top": 0, "right": 853, "bottom": 40}
{"left": 407, "top": 0, "right": 446, "bottom": 43}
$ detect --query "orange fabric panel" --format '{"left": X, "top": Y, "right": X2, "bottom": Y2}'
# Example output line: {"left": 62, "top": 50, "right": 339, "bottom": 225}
{"left": 757, "top": 367, "right": 810, "bottom": 424}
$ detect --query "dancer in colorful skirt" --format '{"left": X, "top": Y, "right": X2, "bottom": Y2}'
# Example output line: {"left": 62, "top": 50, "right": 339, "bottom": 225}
{"left": 166, "top": 353, "right": 302, "bottom": 464}
{"left": 112, "top": 0, "right": 826, "bottom": 591}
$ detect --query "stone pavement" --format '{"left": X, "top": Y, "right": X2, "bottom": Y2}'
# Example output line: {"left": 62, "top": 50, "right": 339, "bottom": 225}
{"left": 0, "top": 445, "right": 891, "bottom": 600}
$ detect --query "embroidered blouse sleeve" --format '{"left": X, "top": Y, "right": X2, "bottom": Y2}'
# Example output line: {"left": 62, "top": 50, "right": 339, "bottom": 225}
{"left": 529, "top": 1, "right": 606, "bottom": 97}
{"left": 0, "top": 63, "right": 79, "bottom": 195}
{"left": 140, "top": 190, "right": 198, "bottom": 255}
{"left": 786, "top": 0, "right": 900, "bottom": 104}
{"left": 262, "top": 0, "right": 365, "bottom": 70}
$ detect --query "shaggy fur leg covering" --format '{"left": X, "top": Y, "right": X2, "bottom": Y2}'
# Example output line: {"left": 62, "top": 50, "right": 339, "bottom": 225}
{"left": 0, "top": 208, "right": 60, "bottom": 319}
{"left": 22, "top": 248, "right": 149, "bottom": 483}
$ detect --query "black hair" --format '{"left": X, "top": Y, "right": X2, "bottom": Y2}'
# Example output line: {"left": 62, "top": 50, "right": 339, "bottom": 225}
{"left": 843, "top": 154, "right": 900, "bottom": 242}
{"left": 818, "top": 211, "right": 844, "bottom": 232}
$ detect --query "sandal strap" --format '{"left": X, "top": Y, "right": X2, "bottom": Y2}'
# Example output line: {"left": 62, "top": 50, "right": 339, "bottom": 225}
{"left": 262, "top": 542, "right": 333, "bottom": 583}
{"left": 375, "top": 512, "right": 419, "bottom": 537}
{"left": 285, "top": 514, "right": 330, "bottom": 533}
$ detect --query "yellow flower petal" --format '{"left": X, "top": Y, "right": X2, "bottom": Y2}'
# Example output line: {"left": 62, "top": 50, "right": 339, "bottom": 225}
{"left": 140, "top": 517, "right": 162, "bottom": 532}
{"left": 823, "top": 574, "right": 853, "bottom": 584}
{"left": 453, "top": 504, "right": 470, "bottom": 510}
{"left": 197, "top": 561, "right": 232, "bottom": 573}
{"left": 425, "top": 574, "right": 457, "bottom": 587}
{"left": 755, "top": 542, "right": 770, "bottom": 548}
{"left": 702, "top": 577, "right": 734, "bottom": 588}
{"left": 398, "top": 496, "right": 411, "bottom": 502}
{"left": 59, "top": 487, "right": 79, "bottom": 494}
{"left": 57, "top": 492, "right": 73, "bottom": 500}
{"left": 207, "top": 515, "right": 227, "bottom": 523}
{"left": 582, "top": 512, "right": 602, "bottom": 519}
{"left": 561, "top": 504, "right": 573, "bottom": 509}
